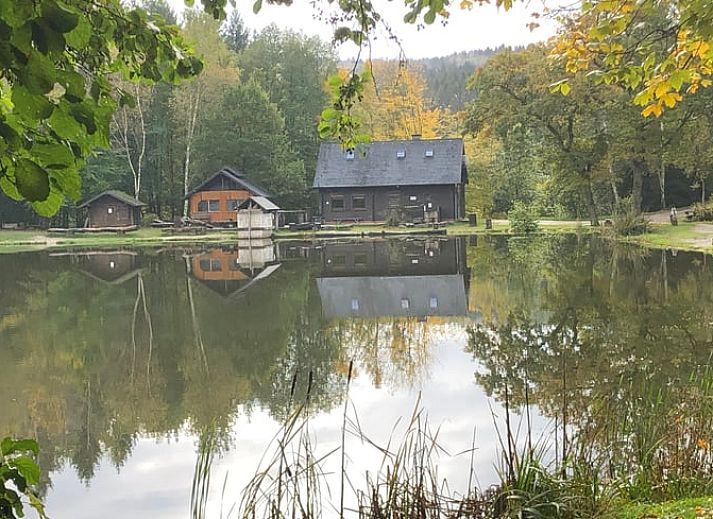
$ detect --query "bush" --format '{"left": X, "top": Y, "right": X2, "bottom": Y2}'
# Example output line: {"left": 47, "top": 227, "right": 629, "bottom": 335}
{"left": 691, "top": 200, "right": 713, "bottom": 222}
{"left": 508, "top": 201, "right": 539, "bottom": 234}
{"left": 609, "top": 197, "right": 649, "bottom": 236}
{"left": 141, "top": 212, "right": 159, "bottom": 227}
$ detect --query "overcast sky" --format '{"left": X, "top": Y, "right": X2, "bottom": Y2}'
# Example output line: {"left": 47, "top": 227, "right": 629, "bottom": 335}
{"left": 166, "top": 0, "right": 558, "bottom": 60}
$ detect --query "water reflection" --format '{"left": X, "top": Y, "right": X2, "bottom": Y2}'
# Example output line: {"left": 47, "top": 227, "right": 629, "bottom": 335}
{"left": 0, "top": 236, "right": 712, "bottom": 517}
{"left": 317, "top": 239, "right": 469, "bottom": 318}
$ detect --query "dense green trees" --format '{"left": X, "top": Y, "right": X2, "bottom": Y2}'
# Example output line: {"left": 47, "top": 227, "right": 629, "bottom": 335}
{"left": 465, "top": 43, "right": 713, "bottom": 221}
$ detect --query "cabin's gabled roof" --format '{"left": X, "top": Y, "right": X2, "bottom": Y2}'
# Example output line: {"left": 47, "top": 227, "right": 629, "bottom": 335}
{"left": 313, "top": 138, "right": 467, "bottom": 189}
{"left": 188, "top": 166, "right": 271, "bottom": 198}
{"left": 77, "top": 190, "right": 147, "bottom": 208}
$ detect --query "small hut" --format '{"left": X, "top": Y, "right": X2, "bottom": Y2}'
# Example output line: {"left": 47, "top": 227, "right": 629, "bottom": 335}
{"left": 237, "top": 196, "right": 280, "bottom": 239}
{"left": 78, "top": 190, "right": 147, "bottom": 229}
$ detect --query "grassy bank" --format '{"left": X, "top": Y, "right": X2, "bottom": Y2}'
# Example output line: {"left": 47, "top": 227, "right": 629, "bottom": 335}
{"left": 614, "top": 496, "right": 713, "bottom": 519}
{"left": 1, "top": 219, "right": 712, "bottom": 254}
{"left": 623, "top": 221, "right": 713, "bottom": 253}
{"left": 0, "top": 228, "right": 240, "bottom": 253}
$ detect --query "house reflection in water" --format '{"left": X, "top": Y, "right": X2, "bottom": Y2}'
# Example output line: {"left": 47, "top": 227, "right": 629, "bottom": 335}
{"left": 316, "top": 238, "right": 469, "bottom": 319}
{"left": 188, "top": 245, "right": 280, "bottom": 298}
{"left": 67, "top": 250, "right": 142, "bottom": 285}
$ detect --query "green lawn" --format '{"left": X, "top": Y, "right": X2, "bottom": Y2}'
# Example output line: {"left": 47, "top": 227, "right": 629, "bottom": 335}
{"left": 623, "top": 222, "right": 713, "bottom": 252}
{"left": 614, "top": 496, "right": 713, "bottom": 519}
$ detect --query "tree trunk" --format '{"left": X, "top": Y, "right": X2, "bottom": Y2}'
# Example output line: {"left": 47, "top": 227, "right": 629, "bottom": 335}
{"left": 582, "top": 173, "right": 599, "bottom": 226}
{"left": 182, "top": 89, "right": 201, "bottom": 218}
{"left": 658, "top": 121, "right": 666, "bottom": 210}
{"left": 631, "top": 161, "right": 644, "bottom": 214}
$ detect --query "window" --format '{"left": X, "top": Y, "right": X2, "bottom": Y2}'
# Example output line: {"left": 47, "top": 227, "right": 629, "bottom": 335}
{"left": 411, "top": 258, "right": 419, "bottom": 264}
{"left": 429, "top": 297, "right": 438, "bottom": 309}
{"left": 109, "top": 261, "right": 116, "bottom": 269}
{"left": 409, "top": 195, "right": 418, "bottom": 202}
{"left": 197, "top": 200, "right": 208, "bottom": 212}
{"left": 426, "top": 202, "right": 434, "bottom": 209}
{"left": 425, "top": 149, "right": 434, "bottom": 157}
{"left": 354, "top": 253, "right": 368, "bottom": 267}
{"left": 107, "top": 206, "right": 114, "bottom": 214}
{"left": 227, "top": 199, "right": 240, "bottom": 211}
{"left": 351, "top": 299, "right": 360, "bottom": 311}
{"left": 229, "top": 258, "right": 241, "bottom": 271}
{"left": 396, "top": 150, "right": 406, "bottom": 159}
{"left": 331, "top": 196, "right": 345, "bottom": 210}
{"left": 401, "top": 299, "right": 410, "bottom": 309}
{"left": 208, "top": 200, "right": 220, "bottom": 212}
{"left": 332, "top": 255, "right": 346, "bottom": 266}
{"left": 352, "top": 195, "right": 367, "bottom": 210}
{"left": 199, "top": 259, "right": 222, "bottom": 271}
{"left": 346, "top": 149, "right": 355, "bottom": 160}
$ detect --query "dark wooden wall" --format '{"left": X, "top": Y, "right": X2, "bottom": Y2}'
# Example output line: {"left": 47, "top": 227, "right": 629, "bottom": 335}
{"left": 87, "top": 196, "right": 139, "bottom": 227}
{"left": 318, "top": 184, "right": 463, "bottom": 223}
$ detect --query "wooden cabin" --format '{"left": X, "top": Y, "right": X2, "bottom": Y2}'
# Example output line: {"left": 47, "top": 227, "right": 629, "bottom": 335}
{"left": 78, "top": 190, "right": 146, "bottom": 229}
{"left": 187, "top": 167, "right": 273, "bottom": 226}
{"left": 313, "top": 137, "right": 468, "bottom": 223}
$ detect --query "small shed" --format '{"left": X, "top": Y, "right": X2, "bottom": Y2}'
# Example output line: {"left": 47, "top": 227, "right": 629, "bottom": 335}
{"left": 237, "top": 196, "right": 280, "bottom": 239}
{"left": 78, "top": 190, "right": 147, "bottom": 229}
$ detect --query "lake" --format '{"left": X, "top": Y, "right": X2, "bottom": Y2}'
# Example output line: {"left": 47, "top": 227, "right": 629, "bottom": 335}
{"left": 1, "top": 235, "right": 712, "bottom": 518}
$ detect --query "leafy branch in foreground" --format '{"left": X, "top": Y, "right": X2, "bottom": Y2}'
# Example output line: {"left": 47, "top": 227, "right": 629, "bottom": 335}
{"left": 0, "top": 0, "right": 206, "bottom": 215}
{"left": 0, "top": 437, "right": 47, "bottom": 519}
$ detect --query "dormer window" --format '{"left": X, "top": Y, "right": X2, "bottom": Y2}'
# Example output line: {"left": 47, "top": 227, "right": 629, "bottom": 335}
{"left": 346, "top": 149, "right": 355, "bottom": 160}
{"left": 396, "top": 150, "right": 406, "bottom": 159}
{"left": 425, "top": 149, "right": 434, "bottom": 157}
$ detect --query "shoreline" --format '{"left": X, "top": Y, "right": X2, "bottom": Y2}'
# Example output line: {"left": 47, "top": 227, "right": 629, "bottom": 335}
{"left": 0, "top": 220, "right": 711, "bottom": 254}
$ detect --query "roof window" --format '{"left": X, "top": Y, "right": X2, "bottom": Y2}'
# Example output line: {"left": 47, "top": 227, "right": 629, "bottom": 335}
{"left": 396, "top": 150, "right": 406, "bottom": 159}
{"left": 425, "top": 149, "right": 434, "bottom": 157}
{"left": 346, "top": 149, "right": 355, "bottom": 160}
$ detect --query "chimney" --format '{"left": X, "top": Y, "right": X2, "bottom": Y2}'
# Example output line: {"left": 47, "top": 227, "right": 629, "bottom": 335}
{"left": 412, "top": 133, "right": 421, "bottom": 140}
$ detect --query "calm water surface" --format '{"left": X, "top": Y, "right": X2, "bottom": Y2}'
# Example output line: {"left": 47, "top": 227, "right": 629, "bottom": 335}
{"left": 1, "top": 236, "right": 712, "bottom": 518}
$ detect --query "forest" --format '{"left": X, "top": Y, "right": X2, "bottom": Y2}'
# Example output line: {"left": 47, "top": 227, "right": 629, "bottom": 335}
{"left": 2, "top": 0, "right": 713, "bottom": 229}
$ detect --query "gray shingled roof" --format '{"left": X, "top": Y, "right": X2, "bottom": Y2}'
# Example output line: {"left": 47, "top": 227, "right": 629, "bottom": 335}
{"left": 78, "top": 190, "right": 147, "bottom": 208}
{"left": 317, "top": 274, "right": 468, "bottom": 319}
{"left": 313, "top": 138, "right": 466, "bottom": 189}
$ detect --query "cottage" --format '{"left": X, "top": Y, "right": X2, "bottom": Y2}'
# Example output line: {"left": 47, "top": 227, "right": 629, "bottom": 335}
{"left": 77, "top": 190, "right": 146, "bottom": 229}
{"left": 187, "top": 167, "right": 272, "bottom": 226}
{"left": 313, "top": 137, "right": 468, "bottom": 223}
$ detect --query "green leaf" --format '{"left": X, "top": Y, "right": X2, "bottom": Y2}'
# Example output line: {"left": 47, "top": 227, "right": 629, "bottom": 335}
{"left": 32, "top": 188, "right": 63, "bottom": 216}
{"left": 0, "top": 173, "right": 23, "bottom": 201}
{"left": 50, "top": 168, "right": 81, "bottom": 200}
{"left": 253, "top": 0, "right": 262, "bottom": 14}
{"left": 424, "top": 9, "right": 436, "bottom": 24}
{"left": 11, "top": 456, "right": 41, "bottom": 486}
{"left": 64, "top": 16, "right": 91, "bottom": 48}
{"left": 11, "top": 85, "right": 54, "bottom": 124}
{"left": 15, "top": 158, "right": 50, "bottom": 202}
{"left": 1, "top": 438, "right": 39, "bottom": 456}
{"left": 42, "top": 0, "right": 80, "bottom": 33}
{"left": 31, "top": 142, "right": 75, "bottom": 169}
{"left": 560, "top": 82, "right": 571, "bottom": 96}
{"left": 20, "top": 51, "right": 57, "bottom": 94}
{"left": 48, "top": 105, "right": 85, "bottom": 141}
